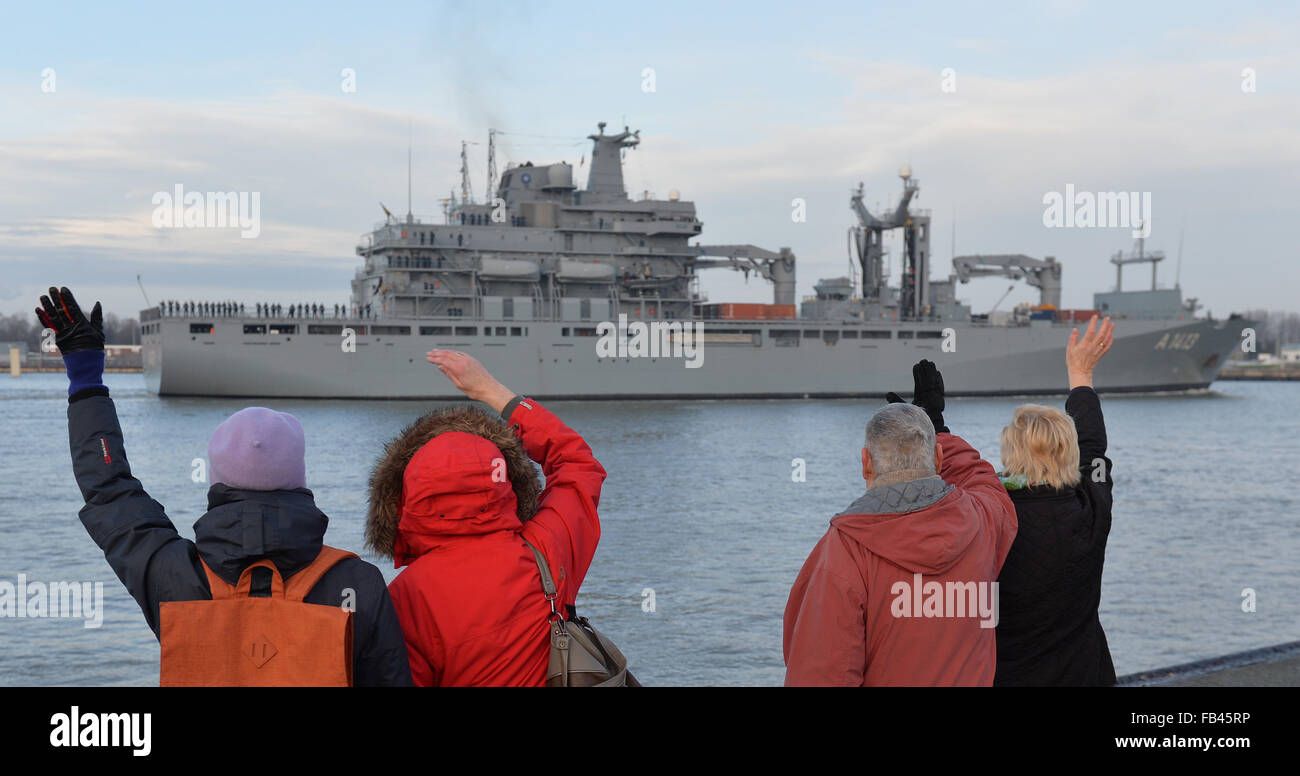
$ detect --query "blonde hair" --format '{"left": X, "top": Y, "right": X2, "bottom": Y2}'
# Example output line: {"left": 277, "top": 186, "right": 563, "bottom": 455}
{"left": 1000, "top": 404, "right": 1082, "bottom": 489}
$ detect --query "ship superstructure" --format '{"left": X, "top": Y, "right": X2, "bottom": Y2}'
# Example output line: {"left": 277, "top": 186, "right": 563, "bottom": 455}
{"left": 140, "top": 122, "right": 1249, "bottom": 399}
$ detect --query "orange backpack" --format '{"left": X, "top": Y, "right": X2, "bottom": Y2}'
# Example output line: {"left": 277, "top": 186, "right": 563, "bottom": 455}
{"left": 159, "top": 546, "right": 357, "bottom": 687}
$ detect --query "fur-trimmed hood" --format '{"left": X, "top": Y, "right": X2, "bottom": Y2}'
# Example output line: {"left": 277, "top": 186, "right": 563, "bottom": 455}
{"left": 366, "top": 405, "right": 541, "bottom": 564}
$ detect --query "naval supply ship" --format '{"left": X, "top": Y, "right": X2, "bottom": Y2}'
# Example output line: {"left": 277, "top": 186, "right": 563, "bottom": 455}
{"left": 140, "top": 122, "right": 1249, "bottom": 399}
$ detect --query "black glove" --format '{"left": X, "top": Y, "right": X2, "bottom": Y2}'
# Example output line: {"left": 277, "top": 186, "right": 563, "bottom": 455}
{"left": 911, "top": 359, "right": 948, "bottom": 433}
{"left": 37, "top": 287, "right": 107, "bottom": 398}
{"left": 37, "top": 286, "right": 104, "bottom": 353}
{"left": 885, "top": 360, "right": 948, "bottom": 433}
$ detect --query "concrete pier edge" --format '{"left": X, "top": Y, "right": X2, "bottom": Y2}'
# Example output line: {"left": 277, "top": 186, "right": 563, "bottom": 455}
{"left": 1118, "top": 639, "right": 1300, "bottom": 687}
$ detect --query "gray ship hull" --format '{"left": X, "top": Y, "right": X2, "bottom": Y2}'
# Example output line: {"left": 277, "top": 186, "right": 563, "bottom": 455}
{"left": 142, "top": 316, "right": 1246, "bottom": 399}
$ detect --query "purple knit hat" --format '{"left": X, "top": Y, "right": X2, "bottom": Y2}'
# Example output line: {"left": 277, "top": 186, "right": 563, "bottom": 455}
{"left": 208, "top": 407, "right": 307, "bottom": 491}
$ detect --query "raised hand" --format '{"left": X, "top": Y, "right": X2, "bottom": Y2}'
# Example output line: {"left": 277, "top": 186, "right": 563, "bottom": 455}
{"left": 910, "top": 359, "right": 948, "bottom": 433}
{"left": 1066, "top": 315, "right": 1114, "bottom": 389}
{"left": 36, "top": 286, "right": 105, "bottom": 354}
{"left": 426, "top": 350, "right": 515, "bottom": 412}
{"left": 885, "top": 360, "right": 948, "bottom": 433}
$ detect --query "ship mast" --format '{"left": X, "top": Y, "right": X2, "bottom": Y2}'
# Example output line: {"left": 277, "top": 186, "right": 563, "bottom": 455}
{"left": 406, "top": 121, "right": 413, "bottom": 224}
{"left": 460, "top": 141, "right": 474, "bottom": 205}
{"left": 486, "top": 128, "right": 497, "bottom": 201}
{"left": 1110, "top": 226, "right": 1164, "bottom": 292}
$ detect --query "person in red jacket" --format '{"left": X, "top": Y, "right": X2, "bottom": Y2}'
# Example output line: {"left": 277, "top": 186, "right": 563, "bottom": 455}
{"left": 783, "top": 360, "right": 1017, "bottom": 686}
{"left": 365, "top": 350, "right": 606, "bottom": 686}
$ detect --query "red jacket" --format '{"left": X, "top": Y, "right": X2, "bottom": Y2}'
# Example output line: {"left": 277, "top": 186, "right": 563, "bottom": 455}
{"left": 387, "top": 398, "right": 606, "bottom": 686}
{"left": 783, "top": 432, "right": 1017, "bottom": 686}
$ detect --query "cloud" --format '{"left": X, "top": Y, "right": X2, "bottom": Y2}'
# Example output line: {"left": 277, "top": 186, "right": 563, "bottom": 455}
{"left": 1, "top": 37, "right": 1297, "bottom": 317}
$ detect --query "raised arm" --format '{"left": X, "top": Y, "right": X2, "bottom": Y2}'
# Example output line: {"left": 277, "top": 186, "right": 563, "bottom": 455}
{"left": 425, "top": 349, "right": 606, "bottom": 605}
{"left": 1065, "top": 316, "right": 1114, "bottom": 489}
{"left": 890, "top": 358, "right": 1015, "bottom": 557}
{"left": 39, "top": 287, "right": 205, "bottom": 636}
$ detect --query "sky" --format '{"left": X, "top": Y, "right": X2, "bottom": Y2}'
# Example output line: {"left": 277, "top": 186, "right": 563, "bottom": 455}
{"left": 1, "top": 0, "right": 1297, "bottom": 319}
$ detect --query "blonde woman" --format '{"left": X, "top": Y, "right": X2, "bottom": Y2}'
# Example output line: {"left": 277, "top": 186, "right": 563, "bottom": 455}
{"left": 994, "top": 316, "right": 1116, "bottom": 686}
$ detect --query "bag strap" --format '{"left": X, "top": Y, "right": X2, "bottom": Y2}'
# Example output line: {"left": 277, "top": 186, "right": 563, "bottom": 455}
{"left": 198, "top": 546, "right": 357, "bottom": 603}
{"left": 285, "top": 545, "right": 358, "bottom": 602}
{"left": 201, "top": 558, "right": 284, "bottom": 600}
{"left": 521, "top": 538, "right": 563, "bottom": 623}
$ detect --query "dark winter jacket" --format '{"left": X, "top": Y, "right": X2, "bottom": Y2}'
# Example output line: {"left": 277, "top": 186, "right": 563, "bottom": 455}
{"left": 994, "top": 386, "right": 1116, "bottom": 686}
{"left": 67, "top": 391, "right": 412, "bottom": 686}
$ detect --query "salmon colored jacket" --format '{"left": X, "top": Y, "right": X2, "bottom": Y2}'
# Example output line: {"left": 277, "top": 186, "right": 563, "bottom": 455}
{"left": 783, "top": 432, "right": 1017, "bottom": 686}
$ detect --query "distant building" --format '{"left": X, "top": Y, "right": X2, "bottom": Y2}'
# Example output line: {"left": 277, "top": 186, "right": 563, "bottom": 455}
{"left": 1281, "top": 344, "right": 1300, "bottom": 363}
{"left": 0, "top": 341, "right": 30, "bottom": 366}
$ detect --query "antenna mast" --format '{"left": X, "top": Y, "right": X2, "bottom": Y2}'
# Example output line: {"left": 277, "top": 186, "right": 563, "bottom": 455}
{"left": 486, "top": 128, "right": 497, "bottom": 201}
{"left": 460, "top": 141, "right": 474, "bottom": 205}
{"left": 1175, "top": 218, "right": 1185, "bottom": 290}
{"left": 407, "top": 120, "right": 413, "bottom": 223}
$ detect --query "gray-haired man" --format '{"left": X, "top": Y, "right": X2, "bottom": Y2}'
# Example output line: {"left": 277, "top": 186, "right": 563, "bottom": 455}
{"left": 783, "top": 360, "right": 1017, "bottom": 686}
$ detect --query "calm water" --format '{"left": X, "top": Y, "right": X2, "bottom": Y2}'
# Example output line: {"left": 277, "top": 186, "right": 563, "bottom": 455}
{"left": 1, "top": 371, "right": 1297, "bottom": 686}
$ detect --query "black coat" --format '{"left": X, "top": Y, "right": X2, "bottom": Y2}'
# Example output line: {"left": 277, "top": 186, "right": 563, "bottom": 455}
{"left": 994, "top": 387, "right": 1116, "bottom": 686}
{"left": 67, "top": 391, "right": 412, "bottom": 686}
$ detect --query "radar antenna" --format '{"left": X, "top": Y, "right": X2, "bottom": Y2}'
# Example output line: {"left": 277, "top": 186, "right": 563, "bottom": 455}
{"left": 486, "top": 128, "right": 497, "bottom": 200}
{"left": 460, "top": 141, "right": 475, "bottom": 205}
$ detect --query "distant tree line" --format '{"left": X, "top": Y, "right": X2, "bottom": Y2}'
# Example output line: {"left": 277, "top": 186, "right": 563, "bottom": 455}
{"left": 0, "top": 311, "right": 140, "bottom": 349}
{"left": 1242, "top": 309, "right": 1300, "bottom": 355}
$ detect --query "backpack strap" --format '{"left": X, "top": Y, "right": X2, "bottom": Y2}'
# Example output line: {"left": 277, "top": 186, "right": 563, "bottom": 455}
{"left": 198, "top": 548, "right": 356, "bottom": 602}
{"left": 200, "top": 558, "right": 233, "bottom": 600}
{"left": 284, "top": 545, "right": 358, "bottom": 602}
{"left": 201, "top": 558, "right": 286, "bottom": 600}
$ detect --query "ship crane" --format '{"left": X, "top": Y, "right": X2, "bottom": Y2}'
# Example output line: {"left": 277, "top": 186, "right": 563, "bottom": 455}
{"left": 850, "top": 167, "right": 930, "bottom": 318}
{"left": 952, "top": 254, "right": 1063, "bottom": 309}
{"left": 692, "top": 244, "right": 797, "bottom": 306}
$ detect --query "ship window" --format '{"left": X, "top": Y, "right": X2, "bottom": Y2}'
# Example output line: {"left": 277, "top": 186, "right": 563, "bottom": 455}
{"left": 861, "top": 330, "right": 890, "bottom": 339}
{"left": 510, "top": 327, "right": 523, "bottom": 336}
{"left": 454, "top": 326, "right": 477, "bottom": 336}
{"left": 420, "top": 326, "right": 452, "bottom": 335}
{"left": 802, "top": 330, "right": 820, "bottom": 338}
{"left": 770, "top": 329, "right": 800, "bottom": 347}
{"left": 503, "top": 298, "right": 514, "bottom": 319}
{"left": 243, "top": 324, "right": 266, "bottom": 335}
{"left": 572, "top": 327, "right": 598, "bottom": 337}
{"left": 842, "top": 330, "right": 859, "bottom": 339}
{"left": 823, "top": 331, "right": 839, "bottom": 346}
{"left": 562, "top": 327, "right": 570, "bottom": 336}
{"left": 494, "top": 327, "right": 508, "bottom": 336}
{"left": 190, "top": 323, "right": 214, "bottom": 333}
{"left": 917, "top": 330, "right": 944, "bottom": 339}
{"left": 309, "top": 325, "right": 343, "bottom": 335}
{"left": 372, "top": 325, "right": 411, "bottom": 335}
{"left": 898, "top": 331, "right": 914, "bottom": 339}
{"left": 580, "top": 299, "right": 591, "bottom": 320}
{"left": 269, "top": 324, "right": 297, "bottom": 335}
